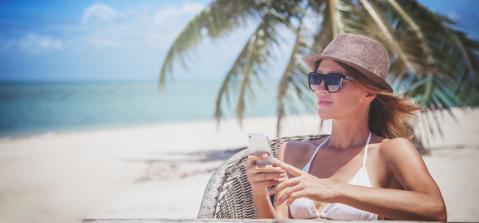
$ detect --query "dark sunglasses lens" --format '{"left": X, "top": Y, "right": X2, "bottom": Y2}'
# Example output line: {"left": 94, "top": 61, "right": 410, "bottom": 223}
{"left": 324, "top": 74, "right": 342, "bottom": 92}
{"left": 308, "top": 73, "right": 322, "bottom": 90}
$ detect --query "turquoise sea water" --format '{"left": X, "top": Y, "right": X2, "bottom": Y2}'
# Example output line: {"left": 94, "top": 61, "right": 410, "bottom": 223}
{"left": 0, "top": 80, "right": 311, "bottom": 137}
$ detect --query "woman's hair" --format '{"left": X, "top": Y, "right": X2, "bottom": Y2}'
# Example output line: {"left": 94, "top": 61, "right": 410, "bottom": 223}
{"left": 314, "top": 60, "right": 421, "bottom": 140}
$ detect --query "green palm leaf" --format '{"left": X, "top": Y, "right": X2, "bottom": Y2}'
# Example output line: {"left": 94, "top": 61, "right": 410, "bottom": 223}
{"left": 275, "top": 5, "right": 312, "bottom": 136}
{"left": 371, "top": 0, "right": 479, "bottom": 142}
{"left": 158, "top": 0, "right": 267, "bottom": 88}
{"left": 214, "top": 1, "right": 299, "bottom": 126}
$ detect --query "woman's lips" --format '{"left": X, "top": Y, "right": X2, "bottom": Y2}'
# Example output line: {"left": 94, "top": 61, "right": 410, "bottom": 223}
{"left": 318, "top": 101, "right": 333, "bottom": 106}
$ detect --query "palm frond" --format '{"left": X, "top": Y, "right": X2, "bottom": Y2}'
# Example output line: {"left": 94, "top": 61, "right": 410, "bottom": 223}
{"left": 309, "top": 0, "right": 332, "bottom": 52}
{"left": 276, "top": 15, "right": 310, "bottom": 137}
{"left": 375, "top": 0, "right": 479, "bottom": 106}
{"left": 328, "top": 0, "right": 340, "bottom": 36}
{"left": 363, "top": 0, "right": 479, "bottom": 144}
{"left": 358, "top": 0, "right": 416, "bottom": 74}
{"left": 158, "top": 0, "right": 267, "bottom": 88}
{"left": 386, "top": 0, "right": 438, "bottom": 74}
{"left": 213, "top": 10, "right": 288, "bottom": 126}
{"left": 329, "top": 0, "right": 359, "bottom": 35}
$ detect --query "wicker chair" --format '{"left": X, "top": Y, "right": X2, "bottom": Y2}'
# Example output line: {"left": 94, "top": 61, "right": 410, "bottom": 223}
{"left": 197, "top": 134, "right": 325, "bottom": 219}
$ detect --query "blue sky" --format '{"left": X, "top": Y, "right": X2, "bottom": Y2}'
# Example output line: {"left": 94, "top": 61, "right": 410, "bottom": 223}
{"left": 0, "top": 0, "right": 478, "bottom": 81}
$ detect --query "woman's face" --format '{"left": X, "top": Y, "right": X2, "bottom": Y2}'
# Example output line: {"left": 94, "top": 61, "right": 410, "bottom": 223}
{"left": 314, "top": 59, "right": 372, "bottom": 120}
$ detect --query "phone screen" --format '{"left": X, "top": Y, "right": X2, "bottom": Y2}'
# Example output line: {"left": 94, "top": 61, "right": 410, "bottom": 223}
{"left": 248, "top": 133, "right": 272, "bottom": 165}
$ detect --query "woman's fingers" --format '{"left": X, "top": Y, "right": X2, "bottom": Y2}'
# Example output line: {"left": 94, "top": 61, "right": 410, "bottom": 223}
{"left": 271, "top": 177, "right": 300, "bottom": 195}
{"left": 255, "top": 165, "right": 285, "bottom": 173}
{"left": 284, "top": 190, "right": 307, "bottom": 206}
{"left": 250, "top": 172, "right": 287, "bottom": 182}
{"left": 246, "top": 155, "right": 258, "bottom": 167}
{"left": 247, "top": 163, "right": 285, "bottom": 175}
{"left": 261, "top": 179, "right": 282, "bottom": 188}
{"left": 247, "top": 153, "right": 272, "bottom": 166}
{"left": 246, "top": 155, "right": 287, "bottom": 187}
{"left": 275, "top": 184, "right": 304, "bottom": 205}
{"left": 272, "top": 158, "right": 304, "bottom": 177}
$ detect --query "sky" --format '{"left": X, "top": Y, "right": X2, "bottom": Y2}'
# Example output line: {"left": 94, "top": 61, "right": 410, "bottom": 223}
{"left": 0, "top": 0, "right": 478, "bottom": 81}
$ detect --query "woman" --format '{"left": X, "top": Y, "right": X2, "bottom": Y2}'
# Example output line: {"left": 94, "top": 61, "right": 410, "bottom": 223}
{"left": 245, "top": 33, "right": 447, "bottom": 221}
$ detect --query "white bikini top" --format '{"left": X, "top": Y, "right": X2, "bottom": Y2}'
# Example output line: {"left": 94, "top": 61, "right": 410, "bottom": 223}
{"left": 288, "top": 132, "right": 379, "bottom": 220}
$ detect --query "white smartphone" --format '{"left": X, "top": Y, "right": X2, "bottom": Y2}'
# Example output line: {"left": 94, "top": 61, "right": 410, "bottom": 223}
{"left": 247, "top": 133, "right": 273, "bottom": 166}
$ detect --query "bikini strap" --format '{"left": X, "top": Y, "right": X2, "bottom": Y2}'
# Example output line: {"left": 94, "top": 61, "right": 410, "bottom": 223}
{"left": 362, "top": 132, "right": 372, "bottom": 167}
{"left": 304, "top": 136, "right": 330, "bottom": 171}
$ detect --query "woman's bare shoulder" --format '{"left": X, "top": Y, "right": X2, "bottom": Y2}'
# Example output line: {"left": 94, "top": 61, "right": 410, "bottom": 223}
{"left": 377, "top": 137, "right": 424, "bottom": 169}
{"left": 278, "top": 135, "right": 329, "bottom": 169}
{"left": 378, "top": 137, "right": 417, "bottom": 157}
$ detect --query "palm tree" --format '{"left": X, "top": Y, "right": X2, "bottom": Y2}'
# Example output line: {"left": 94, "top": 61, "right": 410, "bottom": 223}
{"left": 158, "top": 0, "right": 479, "bottom": 143}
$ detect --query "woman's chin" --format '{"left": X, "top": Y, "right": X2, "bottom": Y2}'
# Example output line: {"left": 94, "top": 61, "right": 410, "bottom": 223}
{"left": 317, "top": 110, "right": 333, "bottom": 120}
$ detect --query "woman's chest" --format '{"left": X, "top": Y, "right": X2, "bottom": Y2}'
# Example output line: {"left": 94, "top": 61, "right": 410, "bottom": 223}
{"left": 307, "top": 145, "right": 391, "bottom": 188}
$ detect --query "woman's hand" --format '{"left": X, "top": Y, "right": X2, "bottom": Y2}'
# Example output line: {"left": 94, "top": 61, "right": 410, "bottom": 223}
{"left": 271, "top": 158, "right": 343, "bottom": 206}
{"left": 245, "top": 153, "right": 287, "bottom": 192}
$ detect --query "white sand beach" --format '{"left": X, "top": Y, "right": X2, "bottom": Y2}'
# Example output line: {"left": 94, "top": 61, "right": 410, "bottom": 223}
{"left": 0, "top": 108, "right": 478, "bottom": 222}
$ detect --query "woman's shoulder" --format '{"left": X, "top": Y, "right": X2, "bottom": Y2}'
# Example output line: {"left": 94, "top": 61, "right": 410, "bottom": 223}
{"left": 279, "top": 134, "right": 330, "bottom": 152}
{"left": 377, "top": 137, "right": 415, "bottom": 150}
{"left": 278, "top": 134, "right": 330, "bottom": 168}
{"left": 376, "top": 137, "right": 420, "bottom": 162}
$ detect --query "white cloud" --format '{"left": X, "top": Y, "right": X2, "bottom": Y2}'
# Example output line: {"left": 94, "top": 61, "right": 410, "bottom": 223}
{"left": 153, "top": 2, "right": 204, "bottom": 22}
{"left": 3, "top": 33, "right": 64, "bottom": 54}
{"left": 82, "top": 36, "right": 120, "bottom": 48}
{"left": 81, "top": 3, "right": 117, "bottom": 24}
{"left": 76, "top": 2, "right": 206, "bottom": 49}
{"left": 446, "top": 11, "right": 459, "bottom": 22}
{"left": 181, "top": 2, "right": 205, "bottom": 14}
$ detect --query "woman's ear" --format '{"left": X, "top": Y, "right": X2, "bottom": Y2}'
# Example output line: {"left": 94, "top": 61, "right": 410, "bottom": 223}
{"left": 365, "top": 91, "right": 377, "bottom": 103}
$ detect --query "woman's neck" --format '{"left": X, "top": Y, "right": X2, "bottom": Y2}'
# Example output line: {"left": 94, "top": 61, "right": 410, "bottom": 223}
{"left": 328, "top": 112, "right": 371, "bottom": 150}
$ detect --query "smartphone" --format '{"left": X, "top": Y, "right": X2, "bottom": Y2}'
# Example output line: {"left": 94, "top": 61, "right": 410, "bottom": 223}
{"left": 248, "top": 133, "right": 273, "bottom": 166}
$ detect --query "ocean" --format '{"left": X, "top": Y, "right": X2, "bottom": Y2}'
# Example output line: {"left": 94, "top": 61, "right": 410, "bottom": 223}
{"left": 0, "top": 80, "right": 313, "bottom": 137}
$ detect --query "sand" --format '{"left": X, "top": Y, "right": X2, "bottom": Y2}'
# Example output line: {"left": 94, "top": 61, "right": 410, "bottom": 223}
{"left": 0, "top": 108, "right": 478, "bottom": 222}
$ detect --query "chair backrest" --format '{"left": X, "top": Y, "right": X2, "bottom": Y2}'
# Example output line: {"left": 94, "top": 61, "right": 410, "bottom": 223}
{"left": 197, "top": 134, "right": 324, "bottom": 219}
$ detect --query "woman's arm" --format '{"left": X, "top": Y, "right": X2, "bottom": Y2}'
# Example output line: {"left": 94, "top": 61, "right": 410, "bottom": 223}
{"left": 246, "top": 155, "right": 284, "bottom": 219}
{"left": 251, "top": 186, "right": 278, "bottom": 218}
{"left": 273, "top": 142, "right": 292, "bottom": 219}
{"left": 335, "top": 138, "right": 447, "bottom": 221}
{"left": 246, "top": 142, "right": 290, "bottom": 219}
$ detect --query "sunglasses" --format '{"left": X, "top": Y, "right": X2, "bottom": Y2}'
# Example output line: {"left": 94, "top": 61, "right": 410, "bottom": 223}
{"left": 308, "top": 72, "right": 355, "bottom": 93}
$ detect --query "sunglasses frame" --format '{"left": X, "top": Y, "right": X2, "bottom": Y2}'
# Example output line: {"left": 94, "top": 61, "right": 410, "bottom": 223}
{"left": 308, "top": 72, "right": 356, "bottom": 93}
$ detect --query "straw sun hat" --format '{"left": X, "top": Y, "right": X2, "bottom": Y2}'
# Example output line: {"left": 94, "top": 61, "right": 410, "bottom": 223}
{"left": 303, "top": 33, "right": 392, "bottom": 89}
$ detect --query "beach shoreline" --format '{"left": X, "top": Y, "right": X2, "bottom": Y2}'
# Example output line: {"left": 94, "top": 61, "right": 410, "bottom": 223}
{"left": 0, "top": 108, "right": 478, "bottom": 222}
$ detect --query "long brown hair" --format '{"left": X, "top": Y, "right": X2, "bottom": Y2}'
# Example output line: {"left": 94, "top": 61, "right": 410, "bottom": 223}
{"left": 314, "top": 60, "right": 421, "bottom": 140}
